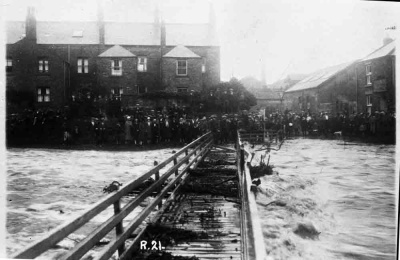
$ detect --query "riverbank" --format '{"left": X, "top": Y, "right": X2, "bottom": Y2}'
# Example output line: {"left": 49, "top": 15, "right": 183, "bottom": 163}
{"left": 296, "top": 133, "right": 395, "bottom": 145}
{"left": 7, "top": 133, "right": 394, "bottom": 151}
{"left": 6, "top": 143, "right": 185, "bottom": 152}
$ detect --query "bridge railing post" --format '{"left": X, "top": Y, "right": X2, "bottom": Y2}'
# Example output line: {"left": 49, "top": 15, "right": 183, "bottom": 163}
{"left": 185, "top": 149, "right": 189, "bottom": 164}
{"left": 113, "top": 199, "right": 125, "bottom": 256}
{"left": 173, "top": 158, "right": 178, "bottom": 177}
{"left": 155, "top": 170, "right": 162, "bottom": 209}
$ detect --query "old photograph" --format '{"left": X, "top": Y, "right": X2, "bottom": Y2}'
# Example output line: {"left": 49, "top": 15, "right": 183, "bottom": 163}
{"left": 2, "top": 0, "right": 398, "bottom": 259}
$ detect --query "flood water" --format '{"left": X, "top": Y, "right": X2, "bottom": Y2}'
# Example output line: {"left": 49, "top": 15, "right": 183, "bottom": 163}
{"left": 6, "top": 148, "right": 176, "bottom": 258}
{"left": 6, "top": 139, "right": 397, "bottom": 259}
{"left": 254, "top": 138, "right": 397, "bottom": 260}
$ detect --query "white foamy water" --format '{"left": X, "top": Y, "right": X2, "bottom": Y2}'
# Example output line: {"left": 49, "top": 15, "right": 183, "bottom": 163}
{"left": 6, "top": 148, "right": 177, "bottom": 258}
{"left": 253, "top": 139, "right": 396, "bottom": 260}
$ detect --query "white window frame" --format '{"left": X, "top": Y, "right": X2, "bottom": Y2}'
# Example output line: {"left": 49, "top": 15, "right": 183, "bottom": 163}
{"left": 38, "top": 58, "right": 49, "bottom": 73}
{"left": 202, "top": 59, "right": 206, "bottom": 73}
{"left": 366, "top": 64, "right": 372, "bottom": 85}
{"left": 176, "top": 59, "right": 187, "bottom": 76}
{"left": 138, "top": 57, "right": 147, "bottom": 72}
{"left": 111, "top": 87, "right": 124, "bottom": 97}
{"left": 366, "top": 95, "right": 372, "bottom": 106}
{"left": 111, "top": 59, "right": 122, "bottom": 76}
{"left": 37, "top": 87, "right": 50, "bottom": 102}
{"left": 77, "top": 58, "right": 89, "bottom": 74}
{"left": 6, "top": 58, "right": 12, "bottom": 72}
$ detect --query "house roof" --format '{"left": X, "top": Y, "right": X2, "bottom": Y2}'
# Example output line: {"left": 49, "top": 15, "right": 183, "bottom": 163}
{"left": 98, "top": 45, "right": 135, "bottom": 57}
{"left": 105, "top": 22, "right": 159, "bottom": 45}
{"left": 163, "top": 45, "right": 201, "bottom": 58}
{"left": 37, "top": 21, "right": 100, "bottom": 44}
{"left": 285, "top": 61, "right": 355, "bottom": 93}
{"left": 361, "top": 39, "right": 396, "bottom": 62}
{"left": 286, "top": 73, "right": 308, "bottom": 81}
{"left": 165, "top": 23, "right": 217, "bottom": 46}
{"left": 6, "top": 21, "right": 218, "bottom": 46}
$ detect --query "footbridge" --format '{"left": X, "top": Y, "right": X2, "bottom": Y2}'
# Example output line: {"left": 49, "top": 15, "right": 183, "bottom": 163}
{"left": 12, "top": 132, "right": 267, "bottom": 260}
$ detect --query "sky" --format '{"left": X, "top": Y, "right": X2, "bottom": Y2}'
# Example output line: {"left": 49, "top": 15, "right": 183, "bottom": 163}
{"left": 1, "top": 0, "right": 399, "bottom": 84}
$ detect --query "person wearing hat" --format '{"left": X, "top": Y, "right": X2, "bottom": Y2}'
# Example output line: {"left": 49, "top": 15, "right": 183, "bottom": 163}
{"left": 151, "top": 118, "right": 160, "bottom": 144}
{"left": 144, "top": 117, "right": 152, "bottom": 145}
{"left": 132, "top": 118, "right": 140, "bottom": 145}
{"left": 124, "top": 116, "right": 133, "bottom": 144}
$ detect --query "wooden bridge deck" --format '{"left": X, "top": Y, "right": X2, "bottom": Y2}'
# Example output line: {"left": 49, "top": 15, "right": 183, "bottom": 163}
{"left": 147, "top": 147, "right": 242, "bottom": 260}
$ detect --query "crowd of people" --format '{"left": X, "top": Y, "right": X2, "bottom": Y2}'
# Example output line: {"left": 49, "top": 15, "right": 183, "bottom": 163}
{"left": 246, "top": 110, "right": 396, "bottom": 142}
{"left": 6, "top": 106, "right": 239, "bottom": 147}
{"left": 6, "top": 106, "right": 395, "bottom": 147}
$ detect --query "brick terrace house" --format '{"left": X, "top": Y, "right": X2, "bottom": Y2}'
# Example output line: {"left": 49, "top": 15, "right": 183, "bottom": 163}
{"left": 284, "top": 38, "right": 396, "bottom": 115}
{"left": 5, "top": 5, "right": 220, "bottom": 110}
{"left": 357, "top": 39, "right": 396, "bottom": 114}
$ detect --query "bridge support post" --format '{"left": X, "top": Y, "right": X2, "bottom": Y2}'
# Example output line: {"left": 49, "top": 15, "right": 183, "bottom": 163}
{"left": 113, "top": 200, "right": 125, "bottom": 256}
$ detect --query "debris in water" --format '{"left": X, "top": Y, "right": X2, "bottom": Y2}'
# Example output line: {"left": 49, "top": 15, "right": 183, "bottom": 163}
{"left": 293, "top": 222, "right": 320, "bottom": 240}
{"left": 257, "top": 200, "right": 287, "bottom": 207}
{"left": 102, "top": 181, "right": 122, "bottom": 193}
{"left": 252, "top": 178, "right": 261, "bottom": 186}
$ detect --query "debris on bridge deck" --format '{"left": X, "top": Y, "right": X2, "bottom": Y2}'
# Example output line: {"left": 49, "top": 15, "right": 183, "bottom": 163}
{"left": 133, "top": 147, "right": 242, "bottom": 260}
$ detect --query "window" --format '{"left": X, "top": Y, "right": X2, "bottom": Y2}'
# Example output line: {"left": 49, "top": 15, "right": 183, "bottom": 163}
{"left": 366, "top": 95, "right": 372, "bottom": 106}
{"left": 111, "top": 87, "right": 124, "bottom": 96}
{"left": 111, "top": 59, "right": 122, "bottom": 76}
{"left": 6, "top": 58, "right": 12, "bottom": 73}
{"left": 177, "top": 87, "right": 188, "bottom": 93}
{"left": 202, "top": 59, "right": 206, "bottom": 73}
{"left": 138, "top": 57, "right": 147, "bottom": 72}
{"left": 37, "top": 87, "right": 50, "bottom": 102}
{"left": 77, "top": 58, "right": 89, "bottom": 73}
{"left": 38, "top": 58, "right": 49, "bottom": 73}
{"left": 366, "top": 64, "right": 371, "bottom": 74}
{"left": 176, "top": 60, "right": 187, "bottom": 76}
{"left": 366, "top": 64, "right": 372, "bottom": 85}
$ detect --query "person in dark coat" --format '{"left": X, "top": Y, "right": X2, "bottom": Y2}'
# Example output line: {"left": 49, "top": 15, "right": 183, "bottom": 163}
{"left": 161, "top": 116, "right": 172, "bottom": 142}
{"left": 151, "top": 118, "right": 160, "bottom": 144}
{"left": 132, "top": 118, "right": 140, "bottom": 145}
{"left": 144, "top": 117, "right": 152, "bottom": 145}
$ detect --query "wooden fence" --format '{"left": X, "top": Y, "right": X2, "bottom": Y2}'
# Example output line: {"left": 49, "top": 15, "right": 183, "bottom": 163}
{"left": 12, "top": 132, "right": 213, "bottom": 260}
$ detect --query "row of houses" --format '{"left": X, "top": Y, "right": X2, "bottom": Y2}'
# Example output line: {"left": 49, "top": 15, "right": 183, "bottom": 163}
{"left": 5, "top": 4, "right": 220, "bottom": 110}
{"left": 283, "top": 38, "right": 396, "bottom": 115}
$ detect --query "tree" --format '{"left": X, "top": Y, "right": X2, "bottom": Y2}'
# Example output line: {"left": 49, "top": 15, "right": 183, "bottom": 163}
{"left": 201, "top": 78, "right": 256, "bottom": 113}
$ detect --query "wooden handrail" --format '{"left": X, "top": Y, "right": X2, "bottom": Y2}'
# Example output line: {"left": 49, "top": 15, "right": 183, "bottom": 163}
{"left": 12, "top": 132, "right": 212, "bottom": 260}
{"left": 96, "top": 138, "right": 214, "bottom": 260}
{"left": 118, "top": 139, "right": 213, "bottom": 260}
{"left": 237, "top": 131, "right": 267, "bottom": 260}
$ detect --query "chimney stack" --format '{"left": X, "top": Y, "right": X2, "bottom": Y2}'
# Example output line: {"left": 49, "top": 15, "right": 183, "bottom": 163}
{"left": 261, "top": 58, "right": 266, "bottom": 87}
{"left": 26, "top": 6, "right": 37, "bottom": 41}
{"left": 97, "top": 0, "right": 105, "bottom": 45}
{"left": 208, "top": 2, "right": 217, "bottom": 44}
{"left": 160, "top": 18, "right": 166, "bottom": 47}
{"left": 383, "top": 26, "right": 395, "bottom": 45}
